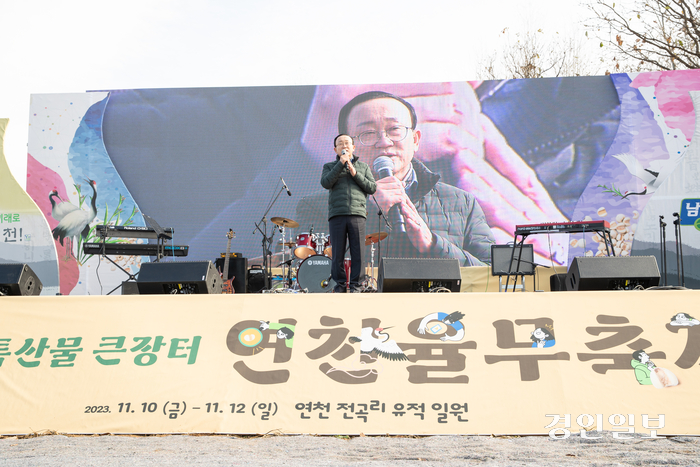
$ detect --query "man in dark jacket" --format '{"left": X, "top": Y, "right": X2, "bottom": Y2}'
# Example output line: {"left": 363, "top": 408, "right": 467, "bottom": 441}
{"left": 322, "top": 134, "right": 376, "bottom": 293}
{"left": 297, "top": 91, "right": 494, "bottom": 268}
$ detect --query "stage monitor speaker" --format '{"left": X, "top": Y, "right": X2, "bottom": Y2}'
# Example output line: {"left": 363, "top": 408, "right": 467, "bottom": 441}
{"left": 0, "top": 263, "right": 43, "bottom": 296}
{"left": 377, "top": 257, "right": 461, "bottom": 293}
{"left": 136, "top": 261, "right": 222, "bottom": 295}
{"left": 214, "top": 257, "right": 248, "bottom": 294}
{"left": 566, "top": 256, "right": 660, "bottom": 291}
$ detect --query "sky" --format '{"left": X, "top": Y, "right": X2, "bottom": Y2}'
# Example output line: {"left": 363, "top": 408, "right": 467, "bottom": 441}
{"left": 1, "top": 0, "right": 592, "bottom": 187}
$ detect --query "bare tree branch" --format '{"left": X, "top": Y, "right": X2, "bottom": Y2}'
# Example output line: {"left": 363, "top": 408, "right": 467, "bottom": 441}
{"left": 477, "top": 27, "right": 598, "bottom": 79}
{"left": 587, "top": 0, "right": 700, "bottom": 72}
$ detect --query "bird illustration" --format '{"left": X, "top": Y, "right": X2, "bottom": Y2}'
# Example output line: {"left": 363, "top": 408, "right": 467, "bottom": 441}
{"left": 348, "top": 326, "right": 409, "bottom": 361}
{"left": 51, "top": 179, "right": 98, "bottom": 259}
{"left": 48, "top": 190, "right": 80, "bottom": 222}
{"left": 611, "top": 152, "right": 684, "bottom": 199}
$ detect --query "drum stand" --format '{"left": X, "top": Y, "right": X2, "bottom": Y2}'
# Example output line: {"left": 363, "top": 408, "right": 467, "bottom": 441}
{"left": 365, "top": 242, "right": 378, "bottom": 291}
{"left": 279, "top": 225, "right": 289, "bottom": 286}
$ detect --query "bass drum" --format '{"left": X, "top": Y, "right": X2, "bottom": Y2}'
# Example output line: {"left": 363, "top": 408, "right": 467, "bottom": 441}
{"left": 297, "top": 255, "right": 335, "bottom": 293}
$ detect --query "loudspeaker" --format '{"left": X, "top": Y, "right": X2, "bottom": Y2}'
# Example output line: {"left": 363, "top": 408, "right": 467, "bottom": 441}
{"left": 566, "top": 256, "right": 660, "bottom": 291}
{"left": 377, "top": 258, "right": 461, "bottom": 293}
{"left": 550, "top": 273, "right": 567, "bottom": 291}
{"left": 0, "top": 263, "right": 43, "bottom": 296}
{"left": 214, "top": 257, "right": 248, "bottom": 294}
{"left": 136, "top": 261, "right": 222, "bottom": 294}
{"left": 247, "top": 265, "right": 266, "bottom": 293}
{"left": 121, "top": 281, "right": 140, "bottom": 295}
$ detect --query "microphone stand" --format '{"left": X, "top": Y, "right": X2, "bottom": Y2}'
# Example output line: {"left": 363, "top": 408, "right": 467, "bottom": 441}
{"left": 673, "top": 213, "right": 685, "bottom": 287}
{"left": 659, "top": 215, "right": 667, "bottom": 286}
{"left": 253, "top": 184, "right": 286, "bottom": 291}
{"left": 371, "top": 195, "right": 392, "bottom": 291}
{"left": 515, "top": 259, "right": 550, "bottom": 292}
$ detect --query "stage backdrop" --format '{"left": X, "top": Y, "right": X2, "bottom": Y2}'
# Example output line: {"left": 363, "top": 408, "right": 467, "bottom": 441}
{"left": 0, "top": 292, "right": 698, "bottom": 435}
{"left": 0, "top": 118, "right": 59, "bottom": 294}
{"left": 23, "top": 72, "right": 700, "bottom": 294}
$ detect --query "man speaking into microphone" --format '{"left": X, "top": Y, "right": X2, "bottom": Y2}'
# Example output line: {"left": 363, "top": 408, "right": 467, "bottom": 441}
{"left": 321, "top": 134, "right": 376, "bottom": 293}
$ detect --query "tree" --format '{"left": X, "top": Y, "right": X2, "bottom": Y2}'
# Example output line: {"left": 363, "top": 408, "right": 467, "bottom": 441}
{"left": 587, "top": 0, "right": 700, "bottom": 73}
{"left": 478, "top": 27, "right": 599, "bottom": 80}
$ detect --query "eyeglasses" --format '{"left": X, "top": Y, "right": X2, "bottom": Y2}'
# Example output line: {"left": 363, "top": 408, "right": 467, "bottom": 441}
{"left": 354, "top": 125, "right": 411, "bottom": 146}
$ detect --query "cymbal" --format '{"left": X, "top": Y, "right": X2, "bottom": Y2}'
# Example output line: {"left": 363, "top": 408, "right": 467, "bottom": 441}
{"left": 365, "top": 232, "right": 389, "bottom": 245}
{"left": 271, "top": 217, "right": 299, "bottom": 228}
{"left": 278, "top": 241, "right": 296, "bottom": 247}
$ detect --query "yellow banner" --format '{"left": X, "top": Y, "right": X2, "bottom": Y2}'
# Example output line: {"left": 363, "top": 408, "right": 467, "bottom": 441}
{"left": 0, "top": 291, "right": 698, "bottom": 436}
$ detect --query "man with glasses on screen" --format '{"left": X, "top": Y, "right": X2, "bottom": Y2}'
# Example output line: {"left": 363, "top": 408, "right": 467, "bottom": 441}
{"left": 296, "top": 90, "right": 495, "bottom": 267}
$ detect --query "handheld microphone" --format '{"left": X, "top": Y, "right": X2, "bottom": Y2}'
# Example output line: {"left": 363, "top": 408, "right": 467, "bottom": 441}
{"left": 281, "top": 177, "right": 292, "bottom": 196}
{"left": 373, "top": 156, "right": 406, "bottom": 234}
{"left": 341, "top": 149, "right": 349, "bottom": 168}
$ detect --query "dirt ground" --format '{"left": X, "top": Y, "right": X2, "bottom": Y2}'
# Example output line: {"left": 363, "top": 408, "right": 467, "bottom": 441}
{"left": 1, "top": 431, "right": 699, "bottom": 466}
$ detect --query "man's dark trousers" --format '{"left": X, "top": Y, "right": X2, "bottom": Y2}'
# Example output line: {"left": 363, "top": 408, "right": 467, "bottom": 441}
{"left": 328, "top": 215, "right": 365, "bottom": 292}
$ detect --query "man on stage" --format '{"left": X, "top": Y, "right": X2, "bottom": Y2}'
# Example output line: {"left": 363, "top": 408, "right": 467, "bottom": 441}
{"left": 321, "top": 134, "right": 376, "bottom": 293}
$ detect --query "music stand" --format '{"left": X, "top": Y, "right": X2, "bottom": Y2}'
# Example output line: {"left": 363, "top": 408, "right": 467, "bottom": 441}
{"left": 491, "top": 244, "right": 535, "bottom": 292}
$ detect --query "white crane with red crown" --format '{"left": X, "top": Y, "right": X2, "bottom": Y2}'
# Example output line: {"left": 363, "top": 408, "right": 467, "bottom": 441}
{"left": 349, "top": 326, "right": 409, "bottom": 361}
{"left": 49, "top": 189, "right": 80, "bottom": 221}
{"left": 51, "top": 179, "right": 98, "bottom": 260}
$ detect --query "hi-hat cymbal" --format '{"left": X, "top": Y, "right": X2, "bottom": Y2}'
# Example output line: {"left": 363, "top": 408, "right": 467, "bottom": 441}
{"left": 278, "top": 241, "right": 296, "bottom": 247}
{"left": 365, "top": 231, "right": 389, "bottom": 245}
{"left": 271, "top": 217, "right": 299, "bottom": 228}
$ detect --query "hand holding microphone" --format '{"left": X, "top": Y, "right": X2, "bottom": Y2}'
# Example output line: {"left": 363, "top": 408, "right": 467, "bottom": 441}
{"left": 340, "top": 149, "right": 351, "bottom": 167}
{"left": 373, "top": 156, "right": 406, "bottom": 234}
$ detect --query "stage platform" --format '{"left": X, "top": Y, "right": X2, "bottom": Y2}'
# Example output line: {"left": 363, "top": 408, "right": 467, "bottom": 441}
{"left": 257, "top": 265, "right": 567, "bottom": 294}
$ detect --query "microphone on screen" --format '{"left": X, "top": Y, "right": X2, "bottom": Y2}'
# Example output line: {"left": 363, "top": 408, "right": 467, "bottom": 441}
{"left": 373, "top": 156, "right": 406, "bottom": 234}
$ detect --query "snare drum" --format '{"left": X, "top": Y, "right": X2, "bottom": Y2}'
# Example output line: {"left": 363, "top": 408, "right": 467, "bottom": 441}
{"left": 296, "top": 255, "right": 335, "bottom": 293}
{"left": 294, "top": 233, "right": 316, "bottom": 259}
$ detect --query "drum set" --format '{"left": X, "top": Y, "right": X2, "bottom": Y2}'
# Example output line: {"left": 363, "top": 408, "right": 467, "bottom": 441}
{"left": 269, "top": 216, "right": 388, "bottom": 293}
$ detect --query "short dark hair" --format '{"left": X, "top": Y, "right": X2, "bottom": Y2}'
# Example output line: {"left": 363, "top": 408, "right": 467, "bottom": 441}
{"left": 338, "top": 91, "right": 418, "bottom": 135}
{"left": 443, "top": 311, "right": 465, "bottom": 324}
{"left": 334, "top": 133, "right": 353, "bottom": 147}
{"left": 632, "top": 349, "right": 647, "bottom": 362}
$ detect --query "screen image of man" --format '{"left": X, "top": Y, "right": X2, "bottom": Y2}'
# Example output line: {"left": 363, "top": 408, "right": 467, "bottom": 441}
{"left": 322, "top": 134, "right": 376, "bottom": 292}
{"left": 296, "top": 91, "right": 495, "bottom": 267}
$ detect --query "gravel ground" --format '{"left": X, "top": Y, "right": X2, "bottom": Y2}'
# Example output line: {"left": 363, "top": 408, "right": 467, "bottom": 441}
{"left": 0, "top": 432, "right": 699, "bottom": 466}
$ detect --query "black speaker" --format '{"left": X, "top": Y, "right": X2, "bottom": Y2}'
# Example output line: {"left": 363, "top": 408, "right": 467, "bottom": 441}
{"left": 377, "top": 258, "right": 461, "bottom": 293}
{"left": 247, "top": 265, "right": 266, "bottom": 293}
{"left": 550, "top": 273, "right": 567, "bottom": 291}
{"left": 121, "top": 281, "right": 140, "bottom": 295}
{"left": 566, "top": 256, "right": 660, "bottom": 291}
{"left": 0, "top": 263, "right": 43, "bottom": 296}
{"left": 136, "top": 261, "right": 222, "bottom": 294}
{"left": 214, "top": 257, "right": 248, "bottom": 294}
